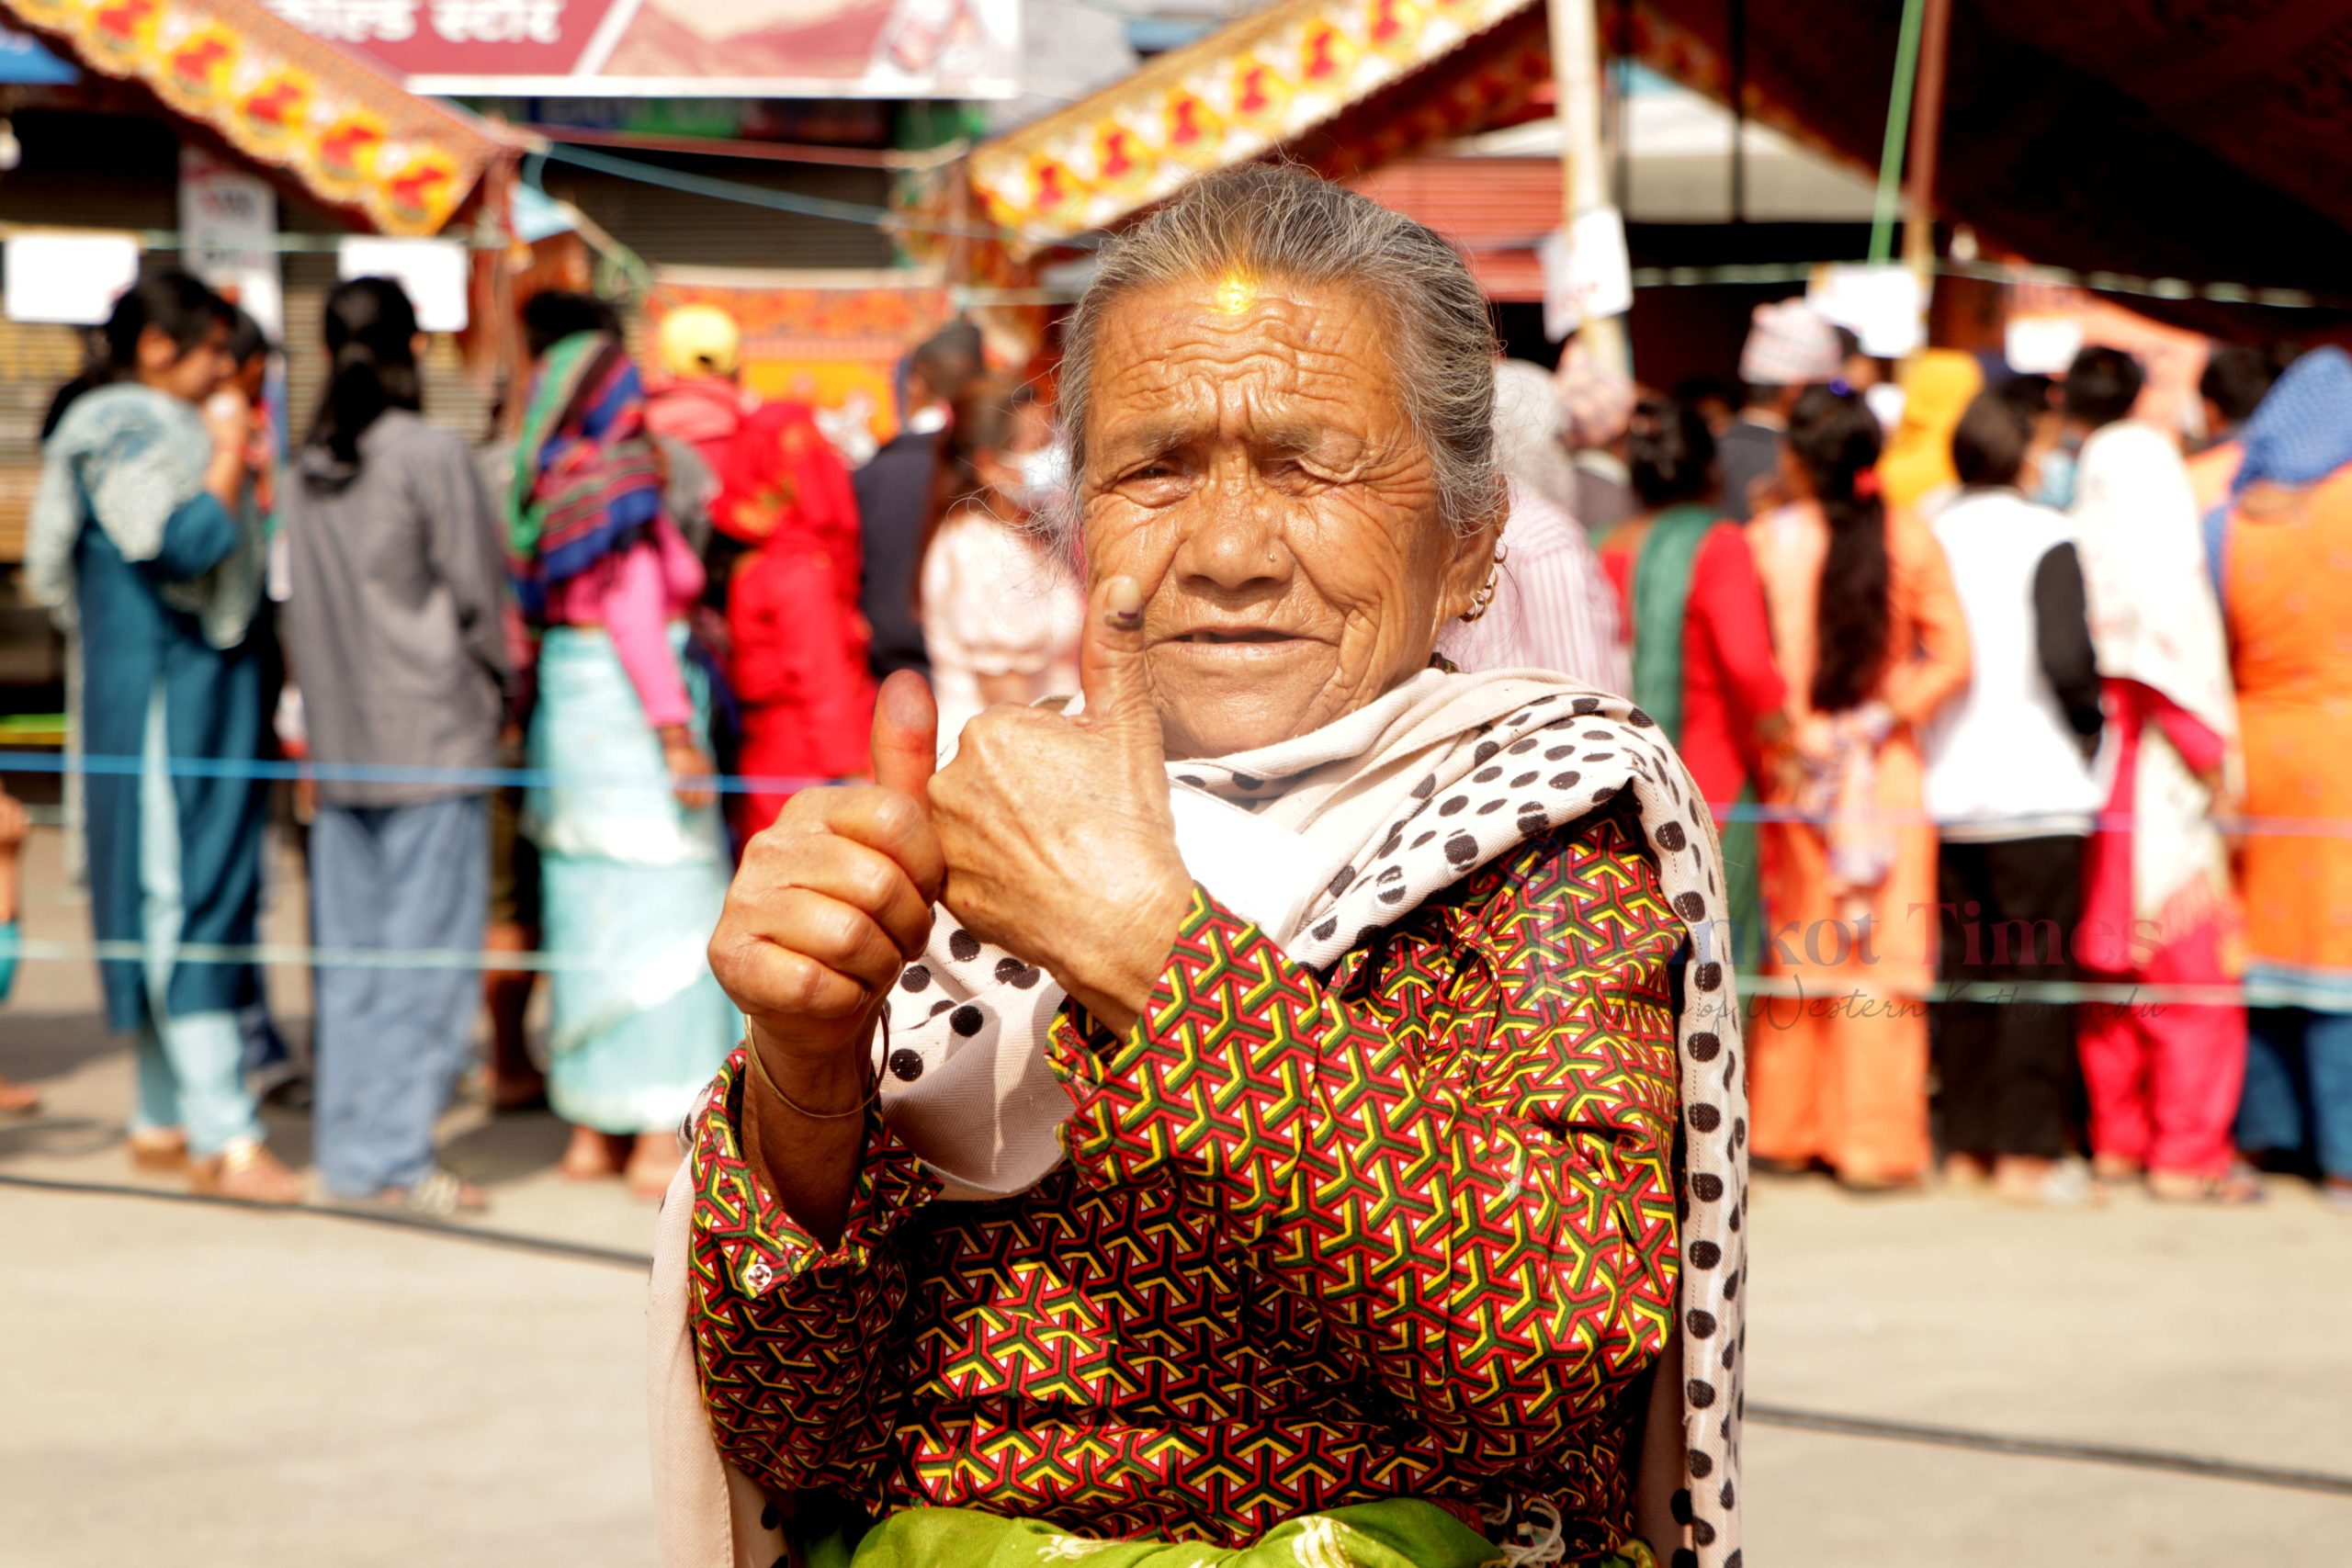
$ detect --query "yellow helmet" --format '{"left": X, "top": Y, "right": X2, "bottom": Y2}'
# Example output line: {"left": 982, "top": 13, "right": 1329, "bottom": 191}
{"left": 657, "top": 304, "right": 741, "bottom": 378}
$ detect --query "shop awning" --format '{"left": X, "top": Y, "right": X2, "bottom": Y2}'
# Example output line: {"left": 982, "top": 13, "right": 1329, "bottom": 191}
{"left": 0, "top": 0, "right": 511, "bottom": 234}
{"left": 967, "top": 0, "right": 1551, "bottom": 254}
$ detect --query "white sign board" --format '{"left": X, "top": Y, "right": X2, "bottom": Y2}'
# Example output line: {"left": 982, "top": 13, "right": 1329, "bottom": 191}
{"left": 337, "top": 236, "right": 470, "bottom": 333}
{"left": 2004, "top": 315, "right": 2086, "bottom": 377}
{"left": 4, "top": 232, "right": 141, "bottom": 324}
{"left": 1806, "top": 264, "right": 1924, "bottom": 359}
{"left": 1540, "top": 206, "right": 1634, "bottom": 343}
{"left": 179, "top": 148, "right": 283, "bottom": 339}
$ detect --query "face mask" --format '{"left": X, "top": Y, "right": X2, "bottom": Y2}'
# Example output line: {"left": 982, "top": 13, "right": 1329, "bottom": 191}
{"left": 904, "top": 403, "right": 949, "bottom": 437}
{"left": 2035, "top": 446, "right": 2078, "bottom": 510}
{"left": 999, "top": 444, "right": 1069, "bottom": 510}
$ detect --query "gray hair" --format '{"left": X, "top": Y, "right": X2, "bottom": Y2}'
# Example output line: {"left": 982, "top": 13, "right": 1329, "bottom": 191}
{"left": 1057, "top": 164, "right": 1502, "bottom": 537}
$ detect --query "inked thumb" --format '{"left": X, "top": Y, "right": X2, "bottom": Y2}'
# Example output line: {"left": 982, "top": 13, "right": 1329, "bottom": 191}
{"left": 870, "top": 670, "right": 938, "bottom": 804}
{"left": 1078, "top": 575, "right": 1158, "bottom": 748}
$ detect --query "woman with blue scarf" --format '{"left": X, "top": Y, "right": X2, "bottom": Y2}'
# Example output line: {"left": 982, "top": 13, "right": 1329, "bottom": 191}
{"left": 2207, "top": 347, "right": 2352, "bottom": 1212}
{"left": 25, "top": 272, "right": 298, "bottom": 1202}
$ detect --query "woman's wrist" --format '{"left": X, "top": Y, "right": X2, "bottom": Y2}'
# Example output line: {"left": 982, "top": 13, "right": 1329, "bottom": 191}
{"left": 744, "top": 1023, "right": 873, "bottom": 1118}
{"left": 1059, "top": 865, "right": 1194, "bottom": 1033}
{"left": 204, "top": 450, "right": 246, "bottom": 508}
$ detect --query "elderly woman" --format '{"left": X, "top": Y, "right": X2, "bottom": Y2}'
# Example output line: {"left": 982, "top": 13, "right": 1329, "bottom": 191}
{"left": 650, "top": 168, "right": 1747, "bottom": 1568}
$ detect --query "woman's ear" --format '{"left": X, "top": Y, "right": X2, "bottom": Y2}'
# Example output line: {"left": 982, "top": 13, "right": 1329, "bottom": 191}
{"left": 1435, "top": 481, "right": 1508, "bottom": 625}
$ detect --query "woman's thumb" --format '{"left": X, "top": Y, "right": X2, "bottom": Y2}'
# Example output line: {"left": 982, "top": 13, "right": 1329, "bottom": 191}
{"left": 1079, "top": 576, "right": 1157, "bottom": 745}
{"left": 869, "top": 670, "right": 938, "bottom": 803}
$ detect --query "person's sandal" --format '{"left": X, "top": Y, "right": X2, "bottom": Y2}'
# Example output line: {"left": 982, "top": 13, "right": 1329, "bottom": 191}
{"left": 2147, "top": 1165, "right": 2266, "bottom": 1205}
{"left": 560, "top": 1126, "right": 627, "bottom": 1181}
{"left": 2092, "top": 1155, "right": 2144, "bottom": 1187}
{"left": 188, "top": 1142, "right": 304, "bottom": 1205}
{"left": 1994, "top": 1158, "right": 2097, "bottom": 1208}
{"left": 128, "top": 1127, "right": 189, "bottom": 1173}
{"left": 368, "top": 1168, "right": 487, "bottom": 1218}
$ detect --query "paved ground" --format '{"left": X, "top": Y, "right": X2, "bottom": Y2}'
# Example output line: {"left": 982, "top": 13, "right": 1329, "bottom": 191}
{"left": 5, "top": 820, "right": 2350, "bottom": 1565}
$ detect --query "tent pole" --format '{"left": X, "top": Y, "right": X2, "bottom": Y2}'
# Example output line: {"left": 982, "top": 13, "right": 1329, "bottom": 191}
{"left": 1901, "top": 0, "right": 1954, "bottom": 341}
{"left": 1548, "top": 0, "right": 1628, "bottom": 375}
{"left": 1867, "top": 0, "right": 1927, "bottom": 266}
{"left": 1727, "top": 0, "right": 1747, "bottom": 223}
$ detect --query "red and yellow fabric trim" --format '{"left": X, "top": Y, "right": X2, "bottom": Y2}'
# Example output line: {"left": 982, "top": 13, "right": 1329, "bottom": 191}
{"left": 967, "top": 0, "right": 1543, "bottom": 254}
{"left": 1, "top": 0, "right": 505, "bottom": 234}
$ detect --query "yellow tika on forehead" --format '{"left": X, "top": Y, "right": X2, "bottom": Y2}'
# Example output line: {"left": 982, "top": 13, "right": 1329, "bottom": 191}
{"left": 1209, "top": 271, "right": 1260, "bottom": 316}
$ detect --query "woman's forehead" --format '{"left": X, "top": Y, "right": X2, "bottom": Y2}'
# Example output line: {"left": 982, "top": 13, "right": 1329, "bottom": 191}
{"left": 1084, "top": 279, "right": 1400, "bottom": 443}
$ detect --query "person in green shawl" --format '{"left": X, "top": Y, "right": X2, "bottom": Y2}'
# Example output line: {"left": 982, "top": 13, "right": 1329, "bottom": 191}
{"left": 1598, "top": 398, "right": 1792, "bottom": 968}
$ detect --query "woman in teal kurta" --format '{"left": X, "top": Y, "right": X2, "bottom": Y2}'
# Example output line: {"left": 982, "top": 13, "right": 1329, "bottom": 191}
{"left": 27, "top": 272, "right": 299, "bottom": 1202}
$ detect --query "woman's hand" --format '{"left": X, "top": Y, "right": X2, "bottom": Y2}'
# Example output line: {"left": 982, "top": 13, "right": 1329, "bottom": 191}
{"left": 709, "top": 677, "right": 943, "bottom": 1240}
{"left": 929, "top": 577, "right": 1193, "bottom": 1032}
{"left": 658, "top": 725, "right": 716, "bottom": 811}
{"left": 202, "top": 389, "right": 253, "bottom": 457}
{"left": 201, "top": 390, "right": 253, "bottom": 510}
{"left": 710, "top": 679, "right": 944, "bottom": 1095}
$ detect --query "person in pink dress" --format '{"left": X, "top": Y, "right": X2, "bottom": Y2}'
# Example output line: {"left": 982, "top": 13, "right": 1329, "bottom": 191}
{"left": 2065, "top": 351, "right": 2254, "bottom": 1203}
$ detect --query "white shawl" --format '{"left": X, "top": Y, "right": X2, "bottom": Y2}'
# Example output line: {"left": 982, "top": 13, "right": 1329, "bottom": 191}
{"left": 650, "top": 668, "right": 1748, "bottom": 1568}
{"left": 2073, "top": 423, "right": 2239, "bottom": 929}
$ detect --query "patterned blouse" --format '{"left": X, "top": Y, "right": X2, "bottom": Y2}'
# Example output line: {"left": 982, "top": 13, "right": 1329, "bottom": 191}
{"left": 688, "top": 797, "right": 1685, "bottom": 1561}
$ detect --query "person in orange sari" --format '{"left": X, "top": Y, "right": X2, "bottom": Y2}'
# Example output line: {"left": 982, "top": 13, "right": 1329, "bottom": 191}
{"left": 2210, "top": 347, "right": 2352, "bottom": 1213}
{"left": 1747, "top": 385, "right": 1971, "bottom": 1188}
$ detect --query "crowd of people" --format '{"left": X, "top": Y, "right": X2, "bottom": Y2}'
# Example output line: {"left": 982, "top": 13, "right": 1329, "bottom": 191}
{"left": 6, "top": 255, "right": 2347, "bottom": 1221}
{"left": 1567, "top": 309, "right": 2352, "bottom": 1211}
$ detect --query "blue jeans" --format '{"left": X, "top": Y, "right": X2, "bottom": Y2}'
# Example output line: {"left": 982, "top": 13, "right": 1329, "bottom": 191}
{"left": 310, "top": 795, "right": 489, "bottom": 1196}
{"left": 2237, "top": 1007, "right": 2352, "bottom": 1181}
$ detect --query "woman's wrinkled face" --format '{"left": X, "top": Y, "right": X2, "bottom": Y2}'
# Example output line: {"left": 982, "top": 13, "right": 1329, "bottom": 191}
{"left": 1078, "top": 278, "right": 1496, "bottom": 760}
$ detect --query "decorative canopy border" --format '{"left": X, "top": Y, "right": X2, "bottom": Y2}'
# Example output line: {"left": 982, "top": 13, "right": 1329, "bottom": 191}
{"left": 2, "top": 0, "right": 510, "bottom": 235}
{"left": 967, "top": 0, "right": 1542, "bottom": 254}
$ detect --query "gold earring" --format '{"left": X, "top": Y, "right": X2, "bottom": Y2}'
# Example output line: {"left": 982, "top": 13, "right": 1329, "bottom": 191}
{"left": 1459, "top": 538, "right": 1508, "bottom": 623}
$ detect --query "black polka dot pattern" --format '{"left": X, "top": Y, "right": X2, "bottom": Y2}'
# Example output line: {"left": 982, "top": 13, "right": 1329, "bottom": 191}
{"left": 872, "top": 682, "right": 1747, "bottom": 1568}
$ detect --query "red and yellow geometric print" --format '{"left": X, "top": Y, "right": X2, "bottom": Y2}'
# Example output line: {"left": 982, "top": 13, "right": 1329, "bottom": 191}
{"left": 689, "top": 798, "right": 1682, "bottom": 1561}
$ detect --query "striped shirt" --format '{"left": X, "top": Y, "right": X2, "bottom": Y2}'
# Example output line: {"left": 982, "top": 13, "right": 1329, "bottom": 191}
{"left": 1441, "top": 486, "right": 1630, "bottom": 694}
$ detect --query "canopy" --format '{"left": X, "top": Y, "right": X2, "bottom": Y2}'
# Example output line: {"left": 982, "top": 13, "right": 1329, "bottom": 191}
{"left": 1, "top": 0, "right": 510, "bottom": 234}
{"left": 969, "top": 0, "right": 2352, "bottom": 315}
{"left": 1632, "top": 0, "right": 2352, "bottom": 310}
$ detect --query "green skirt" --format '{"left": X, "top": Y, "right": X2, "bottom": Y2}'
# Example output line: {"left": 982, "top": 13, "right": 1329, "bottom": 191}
{"left": 810, "top": 1503, "right": 1497, "bottom": 1568}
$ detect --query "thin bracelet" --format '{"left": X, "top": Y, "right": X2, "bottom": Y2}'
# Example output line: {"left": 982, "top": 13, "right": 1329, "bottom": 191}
{"left": 746, "top": 1014, "right": 885, "bottom": 1122}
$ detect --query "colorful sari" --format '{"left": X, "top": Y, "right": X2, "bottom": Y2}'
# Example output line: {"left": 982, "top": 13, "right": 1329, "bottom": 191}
{"left": 512, "top": 335, "right": 739, "bottom": 1134}
{"left": 507, "top": 332, "right": 666, "bottom": 618}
